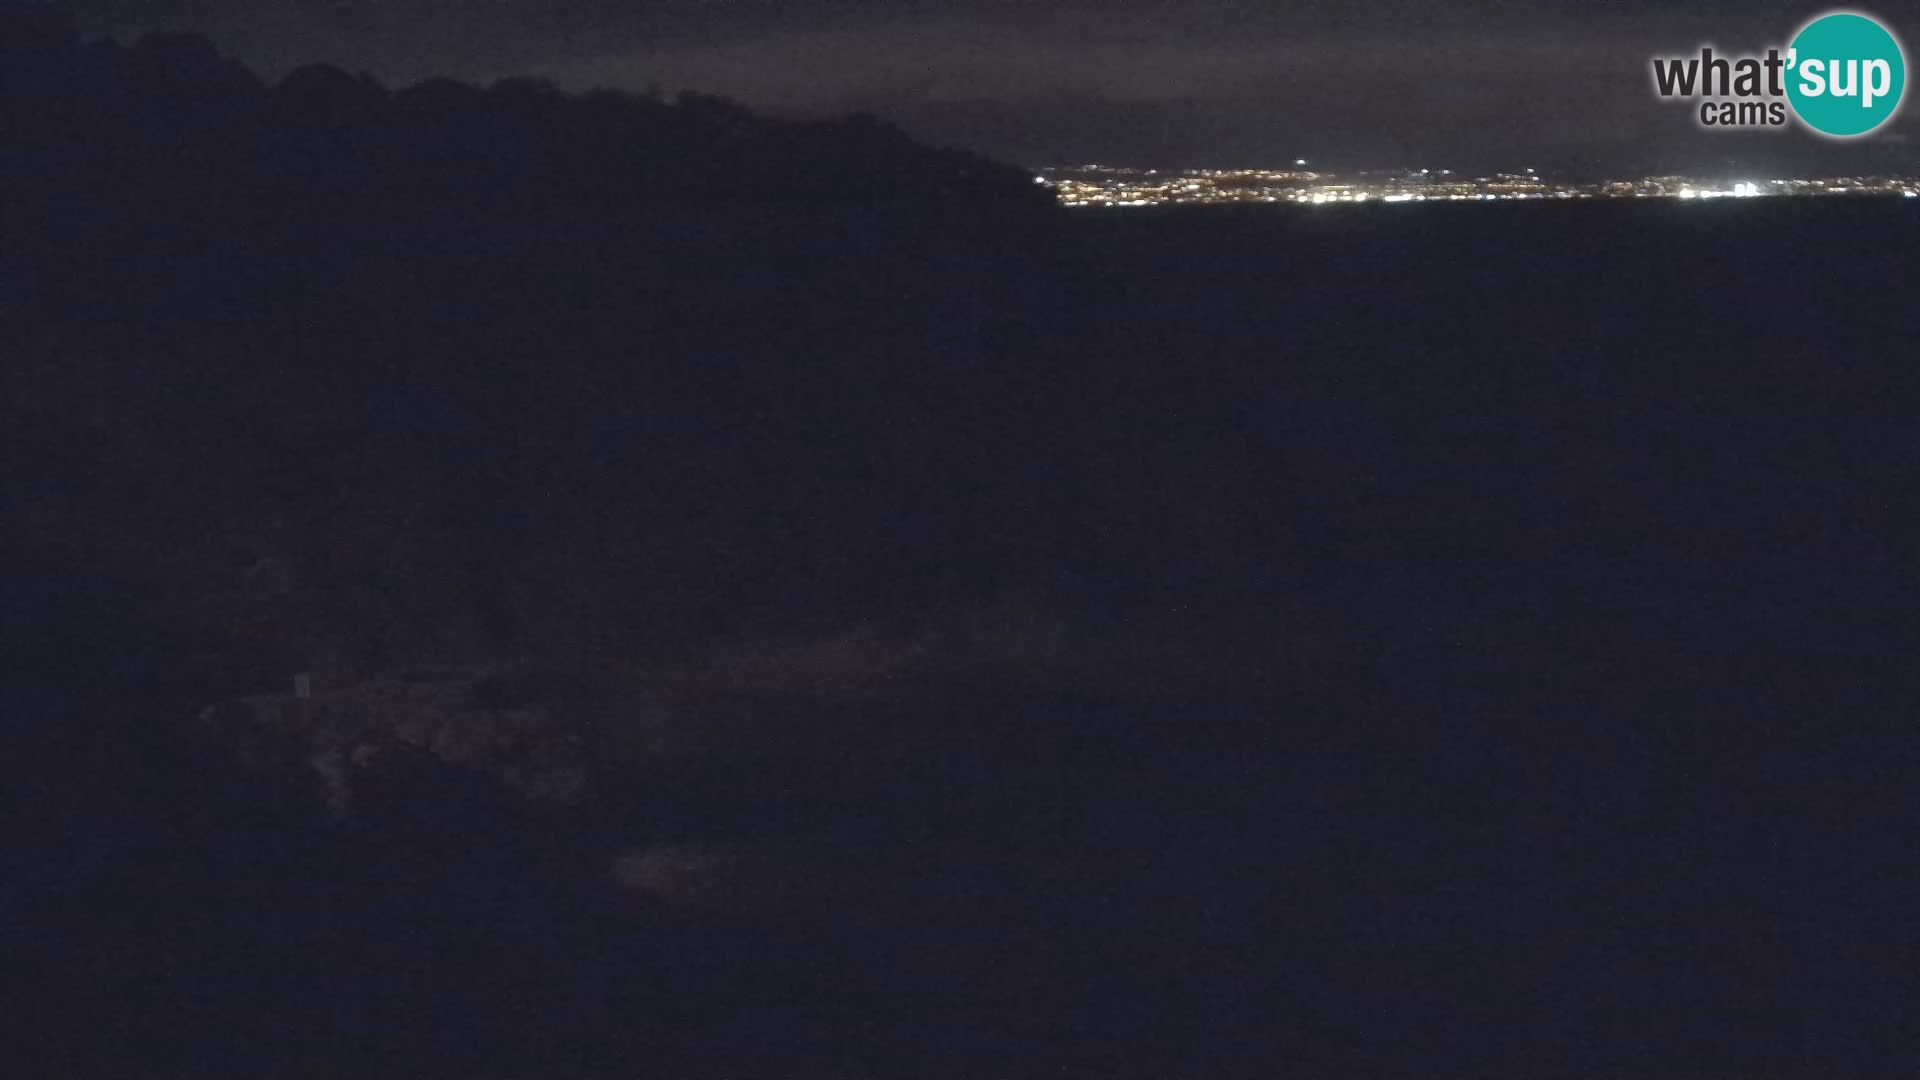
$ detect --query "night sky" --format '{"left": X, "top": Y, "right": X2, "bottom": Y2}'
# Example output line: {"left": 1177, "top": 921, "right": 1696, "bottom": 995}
{"left": 64, "top": 0, "right": 1920, "bottom": 176}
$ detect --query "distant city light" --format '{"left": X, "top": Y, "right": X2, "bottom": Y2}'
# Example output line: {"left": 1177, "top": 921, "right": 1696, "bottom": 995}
{"left": 1037, "top": 164, "right": 1920, "bottom": 209}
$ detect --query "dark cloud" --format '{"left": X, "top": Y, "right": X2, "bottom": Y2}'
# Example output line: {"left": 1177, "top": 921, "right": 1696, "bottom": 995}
{"left": 62, "top": 0, "right": 1920, "bottom": 171}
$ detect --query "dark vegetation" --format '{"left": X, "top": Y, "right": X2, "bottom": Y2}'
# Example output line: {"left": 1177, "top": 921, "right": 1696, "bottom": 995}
{"left": 7, "top": 4, "right": 1920, "bottom": 1074}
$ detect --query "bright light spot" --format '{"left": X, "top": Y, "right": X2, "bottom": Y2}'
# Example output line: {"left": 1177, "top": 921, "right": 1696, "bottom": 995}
{"left": 1295, "top": 159, "right": 1307, "bottom": 167}
{"left": 1679, "top": 188, "right": 1698, "bottom": 199}
{"left": 1733, "top": 181, "right": 1759, "bottom": 197}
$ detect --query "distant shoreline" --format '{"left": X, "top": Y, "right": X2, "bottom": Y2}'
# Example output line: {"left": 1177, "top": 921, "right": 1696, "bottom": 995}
{"left": 1040, "top": 165, "right": 1920, "bottom": 208}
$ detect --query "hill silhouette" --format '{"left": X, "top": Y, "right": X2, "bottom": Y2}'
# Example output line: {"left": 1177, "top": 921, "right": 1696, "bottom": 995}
{"left": 4, "top": 4, "right": 1094, "bottom": 673}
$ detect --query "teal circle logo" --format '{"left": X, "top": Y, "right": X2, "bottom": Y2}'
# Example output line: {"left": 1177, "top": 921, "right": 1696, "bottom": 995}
{"left": 1786, "top": 11, "right": 1906, "bottom": 137}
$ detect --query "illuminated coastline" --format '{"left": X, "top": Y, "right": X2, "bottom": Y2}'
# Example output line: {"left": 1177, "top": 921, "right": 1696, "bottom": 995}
{"left": 1038, "top": 165, "right": 1920, "bottom": 208}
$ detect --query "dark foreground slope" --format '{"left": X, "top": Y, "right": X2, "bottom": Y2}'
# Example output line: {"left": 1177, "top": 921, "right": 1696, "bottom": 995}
{"left": 8, "top": 6, "right": 1920, "bottom": 1074}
